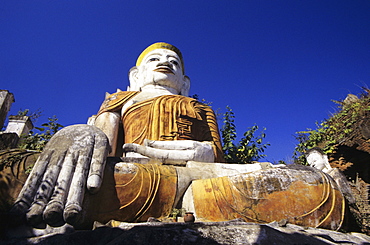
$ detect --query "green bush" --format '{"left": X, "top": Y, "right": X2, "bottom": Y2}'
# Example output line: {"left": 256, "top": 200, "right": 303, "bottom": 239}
{"left": 221, "top": 106, "right": 270, "bottom": 163}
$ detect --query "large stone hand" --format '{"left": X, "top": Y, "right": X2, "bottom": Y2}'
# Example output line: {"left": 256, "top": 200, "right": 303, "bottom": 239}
{"left": 11, "top": 125, "right": 109, "bottom": 227}
{"left": 122, "top": 139, "right": 215, "bottom": 165}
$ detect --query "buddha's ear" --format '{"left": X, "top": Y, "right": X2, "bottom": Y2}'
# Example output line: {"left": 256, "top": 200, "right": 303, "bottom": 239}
{"left": 323, "top": 155, "right": 332, "bottom": 169}
{"left": 180, "top": 75, "right": 190, "bottom": 96}
{"left": 128, "top": 66, "right": 142, "bottom": 91}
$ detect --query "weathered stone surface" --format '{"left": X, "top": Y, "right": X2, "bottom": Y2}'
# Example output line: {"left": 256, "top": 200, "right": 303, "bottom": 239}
{"left": 183, "top": 165, "right": 345, "bottom": 231}
{"left": 2, "top": 221, "right": 370, "bottom": 245}
{"left": 8, "top": 43, "right": 351, "bottom": 235}
{"left": 0, "top": 133, "right": 19, "bottom": 150}
{"left": 5, "top": 115, "right": 33, "bottom": 138}
{"left": 12, "top": 125, "right": 109, "bottom": 228}
{"left": 0, "top": 90, "right": 14, "bottom": 130}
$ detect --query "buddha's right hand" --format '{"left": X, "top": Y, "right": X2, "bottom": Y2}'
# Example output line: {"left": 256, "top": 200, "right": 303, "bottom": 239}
{"left": 11, "top": 124, "right": 109, "bottom": 227}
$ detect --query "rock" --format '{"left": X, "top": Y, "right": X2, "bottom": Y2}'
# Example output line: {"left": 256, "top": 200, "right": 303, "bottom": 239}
{"left": 0, "top": 133, "right": 19, "bottom": 150}
{"left": 2, "top": 221, "right": 370, "bottom": 245}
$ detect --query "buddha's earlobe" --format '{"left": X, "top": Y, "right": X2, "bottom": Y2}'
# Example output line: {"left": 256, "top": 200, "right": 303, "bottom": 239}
{"left": 128, "top": 66, "right": 141, "bottom": 91}
{"left": 180, "top": 76, "right": 190, "bottom": 96}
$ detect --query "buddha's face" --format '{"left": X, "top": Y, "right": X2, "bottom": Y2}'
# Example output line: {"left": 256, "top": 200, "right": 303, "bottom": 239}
{"left": 136, "top": 49, "right": 186, "bottom": 94}
{"left": 306, "top": 151, "right": 327, "bottom": 171}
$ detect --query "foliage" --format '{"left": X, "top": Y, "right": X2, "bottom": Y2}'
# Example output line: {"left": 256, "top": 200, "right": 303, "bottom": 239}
{"left": 191, "top": 94, "right": 212, "bottom": 106}
{"left": 17, "top": 108, "right": 43, "bottom": 123}
{"left": 221, "top": 106, "right": 270, "bottom": 163}
{"left": 277, "top": 160, "right": 287, "bottom": 165}
{"left": 0, "top": 114, "right": 61, "bottom": 179}
{"left": 293, "top": 90, "right": 370, "bottom": 164}
{"left": 19, "top": 115, "right": 64, "bottom": 152}
{"left": 169, "top": 208, "right": 186, "bottom": 218}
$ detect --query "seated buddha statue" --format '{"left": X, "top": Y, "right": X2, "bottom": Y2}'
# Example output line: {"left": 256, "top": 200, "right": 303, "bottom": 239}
{"left": 12, "top": 43, "right": 346, "bottom": 231}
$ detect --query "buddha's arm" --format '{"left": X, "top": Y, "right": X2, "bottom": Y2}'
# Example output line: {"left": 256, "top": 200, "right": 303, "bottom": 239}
{"left": 94, "top": 111, "right": 120, "bottom": 156}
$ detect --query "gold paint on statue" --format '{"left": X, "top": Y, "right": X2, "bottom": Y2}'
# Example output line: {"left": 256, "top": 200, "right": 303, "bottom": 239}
{"left": 95, "top": 163, "right": 177, "bottom": 223}
{"left": 123, "top": 95, "right": 214, "bottom": 141}
{"left": 98, "top": 91, "right": 139, "bottom": 115}
{"left": 10, "top": 43, "right": 348, "bottom": 231}
{"left": 191, "top": 167, "right": 345, "bottom": 230}
{"left": 99, "top": 92, "right": 224, "bottom": 162}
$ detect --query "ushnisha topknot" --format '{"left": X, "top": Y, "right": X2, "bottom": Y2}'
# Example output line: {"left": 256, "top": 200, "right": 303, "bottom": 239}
{"left": 136, "top": 42, "right": 184, "bottom": 73}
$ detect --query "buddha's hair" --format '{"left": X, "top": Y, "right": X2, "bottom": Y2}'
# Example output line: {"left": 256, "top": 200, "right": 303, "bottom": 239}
{"left": 136, "top": 42, "right": 185, "bottom": 73}
{"left": 305, "top": 147, "right": 325, "bottom": 156}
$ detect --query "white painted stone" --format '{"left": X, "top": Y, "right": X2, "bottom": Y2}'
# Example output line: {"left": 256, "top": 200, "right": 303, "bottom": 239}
{"left": 186, "top": 161, "right": 266, "bottom": 177}
{"left": 306, "top": 149, "right": 332, "bottom": 172}
{"left": 181, "top": 183, "right": 196, "bottom": 217}
{"left": 122, "top": 141, "right": 215, "bottom": 166}
{"left": 127, "top": 49, "right": 190, "bottom": 96}
{"left": 5, "top": 115, "right": 33, "bottom": 137}
{"left": 87, "top": 115, "right": 96, "bottom": 126}
{"left": 121, "top": 152, "right": 151, "bottom": 164}
{"left": 94, "top": 112, "right": 120, "bottom": 156}
{"left": 305, "top": 148, "right": 355, "bottom": 204}
{"left": 13, "top": 125, "right": 109, "bottom": 227}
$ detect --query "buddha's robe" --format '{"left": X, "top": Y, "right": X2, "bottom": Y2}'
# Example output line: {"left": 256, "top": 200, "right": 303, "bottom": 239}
{"left": 92, "top": 91, "right": 345, "bottom": 231}
{"left": 188, "top": 165, "right": 345, "bottom": 230}
{"left": 89, "top": 161, "right": 178, "bottom": 224}
{"left": 98, "top": 91, "right": 224, "bottom": 162}
{"left": 91, "top": 92, "right": 224, "bottom": 223}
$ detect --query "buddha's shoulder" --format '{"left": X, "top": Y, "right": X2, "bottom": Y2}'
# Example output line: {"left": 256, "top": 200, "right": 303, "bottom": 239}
{"left": 98, "top": 90, "right": 139, "bottom": 113}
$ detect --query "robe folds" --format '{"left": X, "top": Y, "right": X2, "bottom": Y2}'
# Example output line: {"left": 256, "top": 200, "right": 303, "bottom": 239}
{"left": 98, "top": 91, "right": 224, "bottom": 162}
{"left": 190, "top": 165, "right": 345, "bottom": 230}
{"left": 92, "top": 161, "right": 178, "bottom": 223}
{"left": 93, "top": 163, "right": 345, "bottom": 231}
{"left": 93, "top": 92, "right": 345, "bottom": 231}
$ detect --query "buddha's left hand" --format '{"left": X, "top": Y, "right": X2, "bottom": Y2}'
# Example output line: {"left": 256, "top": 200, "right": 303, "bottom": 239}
{"left": 122, "top": 139, "right": 215, "bottom": 165}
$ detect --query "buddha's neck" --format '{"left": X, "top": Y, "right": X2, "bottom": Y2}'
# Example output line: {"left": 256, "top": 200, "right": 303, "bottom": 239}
{"left": 140, "top": 85, "right": 179, "bottom": 96}
{"left": 121, "top": 86, "right": 181, "bottom": 116}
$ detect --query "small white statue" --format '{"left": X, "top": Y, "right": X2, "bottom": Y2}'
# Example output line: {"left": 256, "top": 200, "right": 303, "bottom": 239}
{"left": 305, "top": 147, "right": 355, "bottom": 204}
{"left": 305, "top": 147, "right": 332, "bottom": 173}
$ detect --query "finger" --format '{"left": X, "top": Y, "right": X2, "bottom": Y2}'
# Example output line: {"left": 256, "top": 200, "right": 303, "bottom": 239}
{"left": 13, "top": 125, "right": 80, "bottom": 213}
{"left": 130, "top": 145, "right": 195, "bottom": 164}
{"left": 64, "top": 147, "right": 93, "bottom": 226}
{"left": 26, "top": 152, "right": 65, "bottom": 226}
{"left": 143, "top": 141, "right": 214, "bottom": 163}
{"left": 193, "top": 142, "right": 214, "bottom": 162}
{"left": 122, "top": 143, "right": 139, "bottom": 152}
{"left": 87, "top": 131, "right": 109, "bottom": 193}
{"left": 144, "top": 139, "right": 197, "bottom": 150}
{"left": 43, "top": 150, "right": 77, "bottom": 226}
{"left": 11, "top": 150, "right": 53, "bottom": 215}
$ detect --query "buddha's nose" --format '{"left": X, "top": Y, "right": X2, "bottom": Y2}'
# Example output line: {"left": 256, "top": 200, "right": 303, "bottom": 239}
{"left": 157, "top": 61, "right": 171, "bottom": 67}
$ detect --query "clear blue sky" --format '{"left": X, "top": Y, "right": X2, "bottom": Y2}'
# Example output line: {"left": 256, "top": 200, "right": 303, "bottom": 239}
{"left": 1, "top": 1, "right": 369, "bottom": 163}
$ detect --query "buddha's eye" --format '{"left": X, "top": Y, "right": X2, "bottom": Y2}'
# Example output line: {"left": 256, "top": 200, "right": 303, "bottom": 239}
{"left": 170, "top": 60, "right": 179, "bottom": 66}
{"left": 148, "top": 57, "right": 159, "bottom": 62}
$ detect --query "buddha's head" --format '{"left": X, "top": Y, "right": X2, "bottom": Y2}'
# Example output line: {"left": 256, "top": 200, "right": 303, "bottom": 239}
{"left": 305, "top": 147, "right": 332, "bottom": 172}
{"left": 128, "top": 42, "right": 190, "bottom": 96}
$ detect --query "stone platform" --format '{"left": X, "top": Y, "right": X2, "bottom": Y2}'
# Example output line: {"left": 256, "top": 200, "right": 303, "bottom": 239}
{"left": 3, "top": 220, "right": 370, "bottom": 245}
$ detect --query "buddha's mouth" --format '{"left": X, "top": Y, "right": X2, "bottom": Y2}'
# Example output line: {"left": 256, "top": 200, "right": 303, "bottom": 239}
{"left": 154, "top": 67, "right": 174, "bottom": 74}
